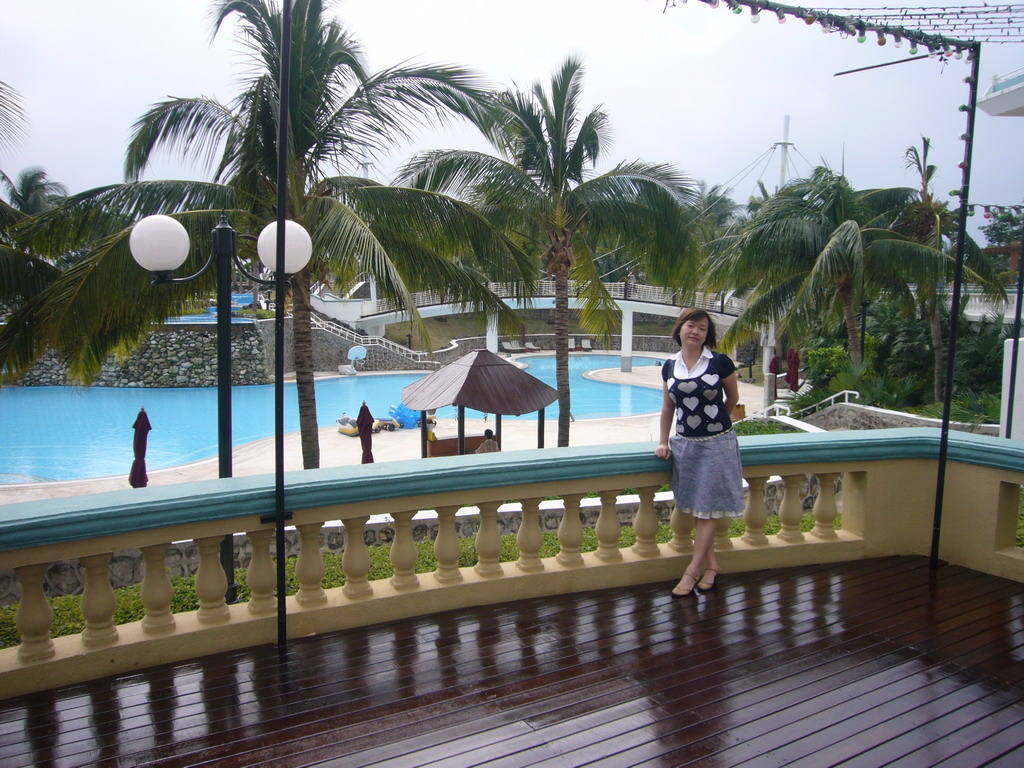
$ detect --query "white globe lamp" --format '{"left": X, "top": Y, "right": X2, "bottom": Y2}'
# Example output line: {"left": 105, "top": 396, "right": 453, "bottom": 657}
{"left": 129, "top": 215, "right": 191, "bottom": 273}
{"left": 257, "top": 220, "right": 313, "bottom": 275}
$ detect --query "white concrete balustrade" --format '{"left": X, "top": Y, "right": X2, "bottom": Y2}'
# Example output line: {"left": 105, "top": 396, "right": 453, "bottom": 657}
{"left": 1, "top": 429, "right": 1022, "bottom": 699}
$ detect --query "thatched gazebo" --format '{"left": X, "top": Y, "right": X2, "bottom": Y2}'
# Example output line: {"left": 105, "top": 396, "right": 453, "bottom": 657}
{"left": 401, "top": 349, "right": 558, "bottom": 457}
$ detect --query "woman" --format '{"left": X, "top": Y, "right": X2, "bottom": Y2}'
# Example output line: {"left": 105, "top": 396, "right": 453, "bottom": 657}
{"left": 655, "top": 308, "right": 745, "bottom": 597}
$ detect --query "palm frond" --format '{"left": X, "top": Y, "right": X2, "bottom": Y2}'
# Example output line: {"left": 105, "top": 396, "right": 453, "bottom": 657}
{"left": 0, "top": 81, "right": 27, "bottom": 156}
{"left": 124, "top": 98, "right": 240, "bottom": 182}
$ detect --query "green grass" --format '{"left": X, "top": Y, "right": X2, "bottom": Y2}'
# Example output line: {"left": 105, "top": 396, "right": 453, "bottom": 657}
{"left": 0, "top": 514, "right": 835, "bottom": 649}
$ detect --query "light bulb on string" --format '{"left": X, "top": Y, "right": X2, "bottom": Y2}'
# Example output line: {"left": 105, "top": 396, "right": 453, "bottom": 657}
{"left": 776, "top": 9, "right": 786, "bottom": 23}
{"left": 876, "top": 31, "right": 886, "bottom": 46}
{"left": 893, "top": 34, "right": 902, "bottom": 48}
{"left": 709, "top": 0, "right": 720, "bottom": 8}
{"left": 855, "top": 25, "right": 867, "bottom": 43}
{"left": 909, "top": 41, "right": 919, "bottom": 55}
{"left": 750, "top": 6, "right": 760, "bottom": 23}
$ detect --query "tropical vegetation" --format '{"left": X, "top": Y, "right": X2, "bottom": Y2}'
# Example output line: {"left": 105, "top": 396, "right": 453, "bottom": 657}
{"left": 0, "top": 9, "right": 1015, "bottom": 455}
{"left": 398, "top": 56, "right": 702, "bottom": 445}
{"left": 0, "top": 0, "right": 536, "bottom": 469}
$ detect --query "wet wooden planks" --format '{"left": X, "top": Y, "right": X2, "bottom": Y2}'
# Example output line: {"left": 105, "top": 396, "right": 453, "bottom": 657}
{"left": 0, "top": 556, "right": 1021, "bottom": 767}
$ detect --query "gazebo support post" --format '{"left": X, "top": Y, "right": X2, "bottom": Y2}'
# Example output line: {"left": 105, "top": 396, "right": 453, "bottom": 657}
{"left": 420, "top": 411, "right": 428, "bottom": 459}
{"left": 458, "top": 406, "right": 466, "bottom": 455}
{"left": 538, "top": 407, "right": 545, "bottom": 449}
{"left": 495, "top": 414, "right": 502, "bottom": 449}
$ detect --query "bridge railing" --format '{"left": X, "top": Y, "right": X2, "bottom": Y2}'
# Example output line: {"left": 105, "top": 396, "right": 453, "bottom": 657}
{"left": 366, "top": 282, "right": 747, "bottom": 317}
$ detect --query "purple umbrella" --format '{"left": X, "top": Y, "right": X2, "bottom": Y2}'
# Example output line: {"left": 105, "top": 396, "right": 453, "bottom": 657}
{"left": 129, "top": 407, "right": 152, "bottom": 488}
{"left": 356, "top": 402, "right": 374, "bottom": 464}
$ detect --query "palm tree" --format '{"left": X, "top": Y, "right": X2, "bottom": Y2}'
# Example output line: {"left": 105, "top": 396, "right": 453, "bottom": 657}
{"left": 895, "top": 138, "right": 1004, "bottom": 401}
{"left": 398, "top": 57, "right": 701, "bottom": 446}
{"left": 1, "top": 166, "right": 67, "bottom": 215}
{"left": 710, "top": 166, "right": 947, "bottom": 365}
{"left": 896, "top": 138, "right": 955, "bottom": 401}
{"left": 0, "top": 0, "right": 534, "bottom": 467}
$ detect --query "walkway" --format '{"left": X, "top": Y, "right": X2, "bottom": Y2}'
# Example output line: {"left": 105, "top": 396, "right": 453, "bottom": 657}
{"left": 2, "top": 556, "right": 1021, "bottom": 767}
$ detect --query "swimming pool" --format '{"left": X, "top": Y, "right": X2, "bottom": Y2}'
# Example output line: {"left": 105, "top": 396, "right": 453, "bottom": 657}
{"left": 0, "top": 355, "right": 664, "bottom": 483}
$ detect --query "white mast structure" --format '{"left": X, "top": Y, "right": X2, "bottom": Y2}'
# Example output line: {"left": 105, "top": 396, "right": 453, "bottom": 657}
{"left": 762, "top": 116, "right": 793, "bottom": 408}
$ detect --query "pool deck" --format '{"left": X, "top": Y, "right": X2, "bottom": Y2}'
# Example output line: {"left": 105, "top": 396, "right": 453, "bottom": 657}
{"left": 0, "top": 357, "right": 765, "bottom": 504}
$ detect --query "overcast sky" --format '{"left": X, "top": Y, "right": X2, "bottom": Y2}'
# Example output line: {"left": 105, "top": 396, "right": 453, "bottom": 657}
{"left": 3, "top": 0, "right": 1022, "bottom": 241}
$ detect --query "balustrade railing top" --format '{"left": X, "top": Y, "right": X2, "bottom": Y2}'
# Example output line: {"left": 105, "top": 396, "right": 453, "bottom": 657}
{"left": 1, "top": 428, "right": 1018, "bottom": 555}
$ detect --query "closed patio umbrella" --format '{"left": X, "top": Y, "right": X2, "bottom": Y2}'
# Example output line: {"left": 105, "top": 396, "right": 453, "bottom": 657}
{"left": 356, "top": 402, "right": 374, "bottom": 464}
{"left": 129, "top": 407, "right": 151, "bottom": 488}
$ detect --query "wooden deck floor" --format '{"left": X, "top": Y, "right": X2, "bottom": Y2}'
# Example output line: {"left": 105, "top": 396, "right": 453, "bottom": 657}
{"left": 1, "top": 556, "right": 1023, "bottom": 767}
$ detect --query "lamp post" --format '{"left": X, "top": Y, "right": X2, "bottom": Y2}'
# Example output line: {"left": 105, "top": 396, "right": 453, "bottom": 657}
{"left": 129, "top": 213, "right": 312, "bottom": 600}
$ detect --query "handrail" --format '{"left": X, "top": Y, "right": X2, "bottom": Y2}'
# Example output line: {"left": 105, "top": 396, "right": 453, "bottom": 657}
{"left": 752, "top": 390, "right": 861, "bottom": 420}
{"left": 309, "top": 314, "right": 438, "bottom": 365}
{"left": 788, "top": 390, "right": 861, "bottom": 419}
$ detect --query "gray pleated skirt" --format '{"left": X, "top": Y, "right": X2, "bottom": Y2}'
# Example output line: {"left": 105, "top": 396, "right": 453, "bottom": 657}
{"left": 668, "top": 429, "right": 745, "bottom": 519}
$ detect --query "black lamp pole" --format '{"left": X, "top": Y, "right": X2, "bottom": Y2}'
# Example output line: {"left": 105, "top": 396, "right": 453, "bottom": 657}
{"left": 273, "top": 0, "right": 295, "bottom": 648}
{"left": 930, "top": 44, "right": 982, "bottom": 569}
{"left": 213, "top": 217, "right": 238, "bottom": 602}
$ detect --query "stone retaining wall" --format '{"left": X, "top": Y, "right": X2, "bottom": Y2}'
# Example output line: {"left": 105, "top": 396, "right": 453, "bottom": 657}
{"left": 803, "top": 403, "right": 999, "bottom": 436}
{"left": 16, "top": 323, "right": 273, "bottom": 387}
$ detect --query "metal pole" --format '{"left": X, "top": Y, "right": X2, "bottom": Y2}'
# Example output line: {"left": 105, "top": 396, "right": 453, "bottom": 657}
{"left": 273, "top": 0, "right": 294, "bottom": 648}
{"left": 213, "top": 216, "right": 238, "bottom": 603}
{"left": 930, "top": 45, "right": 981, "bottom": 569}
{"left": 1005, "top": 216, "right": 1024, "bottom": 438}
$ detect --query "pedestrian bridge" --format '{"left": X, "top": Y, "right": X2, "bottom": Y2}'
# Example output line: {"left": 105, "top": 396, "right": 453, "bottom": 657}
{"left": 310, "top": 280, "right": 744, "bottom": 371}
{"left": 309, "top": 279, "right": 1017, "bottom": 373}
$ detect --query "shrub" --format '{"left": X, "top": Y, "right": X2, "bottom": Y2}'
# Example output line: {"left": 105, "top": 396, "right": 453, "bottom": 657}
{"left": 803, "top": 346, "right": 848, "bottom": 387}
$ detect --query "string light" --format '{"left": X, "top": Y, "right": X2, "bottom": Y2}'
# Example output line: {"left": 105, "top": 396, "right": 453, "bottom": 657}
{"left": 678, "top": 1, "right": 1011, "bottom": 50}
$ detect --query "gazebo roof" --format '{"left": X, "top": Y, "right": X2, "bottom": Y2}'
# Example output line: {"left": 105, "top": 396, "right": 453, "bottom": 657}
{"left": 401, "top": 349, "right": 557, "bottom": 415}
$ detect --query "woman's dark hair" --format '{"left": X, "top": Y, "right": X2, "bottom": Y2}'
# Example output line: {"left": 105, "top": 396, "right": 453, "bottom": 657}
{"left": 671, "top": 308, "right": 717, "bottom": 349}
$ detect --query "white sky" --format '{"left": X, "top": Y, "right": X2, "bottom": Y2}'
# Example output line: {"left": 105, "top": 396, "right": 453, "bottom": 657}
{"left": 3, "top": 0, "right": 1023, "bottom": 242}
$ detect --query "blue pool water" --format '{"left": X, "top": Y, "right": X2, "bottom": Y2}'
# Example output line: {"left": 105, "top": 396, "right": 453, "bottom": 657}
{"left": 0, "top": 355, "right": 663, "bottom": 483}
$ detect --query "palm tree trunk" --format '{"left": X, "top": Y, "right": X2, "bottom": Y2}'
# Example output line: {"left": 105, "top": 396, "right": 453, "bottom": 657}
{"left": 553, "top": 262, "right": 571, "bottom": 447}
{"left": 927, "top": 291, "right": 944, "bottom": 403}
{"left": 291, "top": 270, "right": 320, "bottom": 469}
{"left": 840, "top": 282, "right": 862, "bottom": 364}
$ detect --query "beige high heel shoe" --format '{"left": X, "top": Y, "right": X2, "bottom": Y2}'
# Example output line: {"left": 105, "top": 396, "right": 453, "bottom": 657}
{"left": 697, "top": 568, "right": 719, "bottom": 592}
{"left": 671, "top": 569, "right": 701, "bottom": 598}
